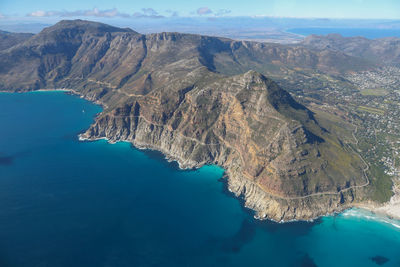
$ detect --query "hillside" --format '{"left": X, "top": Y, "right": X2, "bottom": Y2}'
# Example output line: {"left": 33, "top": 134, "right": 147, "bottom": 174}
{"left": 0, "top": 20, "right": 374, "bottom": 221}
{"left": 0, "top": 30, "right": 33, "bottom": 51}
{"left": 301, "top": 33, "right": 400, "bottom": 65}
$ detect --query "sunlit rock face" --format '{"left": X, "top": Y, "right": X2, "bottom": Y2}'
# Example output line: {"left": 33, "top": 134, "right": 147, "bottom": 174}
{"left": 0, "top": 20, "right": 369, "bottom": 221}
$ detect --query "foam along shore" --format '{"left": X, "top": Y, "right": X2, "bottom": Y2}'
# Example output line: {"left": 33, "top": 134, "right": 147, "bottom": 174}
{"left": 357, "top": 179, "right": 400, "bottom": 221}
{"left": 78, "top": 134, "right": 202, "bottom": 170}
{"left": 342, "top": 208, "right": 400, "bottom": 231}
{"left": 80, "top": 127, "right": 400, "bottom": 225}
{"left": 48, "top": 90, "right": 400, "bottom": 223}
{"left": 372, "top": 183, "right": 400, "bottom": 220}
{"left": 35, "top": 89, "right": 109, "bottom": 109}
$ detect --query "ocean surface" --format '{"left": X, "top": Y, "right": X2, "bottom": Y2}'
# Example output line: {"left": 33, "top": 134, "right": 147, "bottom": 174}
{"left": 287, "top": 28, "right": 400, "bottom": 39}
{"left": 0, "top": 91, "right": 400, "bottom": 267}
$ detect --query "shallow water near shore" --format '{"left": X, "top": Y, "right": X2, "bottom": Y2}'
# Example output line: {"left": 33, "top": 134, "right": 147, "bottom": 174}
{"left": 0, "top": 91, "right": 400, "bottom": 266}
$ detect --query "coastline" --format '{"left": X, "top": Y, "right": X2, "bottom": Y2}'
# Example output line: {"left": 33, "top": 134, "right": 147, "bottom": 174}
{"left": 78, "top": 134, "right": 205, "bottom": 170}
{"left": 283, "top": 28, "right": 306, "bottom": 38}
{"left": 79, "top": 132, "right": 400, "bottom": 226}
{"left": 79, "top": 125, "right": 400, "bottom": 224}
{"left": 35, "top": 88, "right": 109, "bottom": 109}
{"left": 77, "top": 115, "right": 400, "bottom": 224}
{"left": 342, "top": 208, "right": 400, "bottom": 231}
{"left": 78, "top": 133, "right": 344, "bottom": 223}
{"left": 3, "top": 89, "right": 400, "bottom": 224}
{"left": 355, "top": 179, "right": 400, "bottom": 221}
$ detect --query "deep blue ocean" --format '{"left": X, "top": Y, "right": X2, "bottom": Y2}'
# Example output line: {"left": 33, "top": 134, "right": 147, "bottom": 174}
{"left": 1, "top": 91, "right": 400, "bottom": 267}
{"left": 287, "top": 28, "right": 400, "bottom": 39}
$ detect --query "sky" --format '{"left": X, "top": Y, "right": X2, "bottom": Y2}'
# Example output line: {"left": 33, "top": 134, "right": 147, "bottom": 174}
{"left": 0, "top": 0, "right": 400, "bottom": 20}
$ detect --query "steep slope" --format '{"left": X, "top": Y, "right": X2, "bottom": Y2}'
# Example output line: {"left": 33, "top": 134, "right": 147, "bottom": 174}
{"left": 80, "top": 70, "right": 366, "bottom": 221}
{"left": 0, "top": 30, "right": 33, "bottom": 51}
{"left": 0, "top": 20, "right": 369, "bottom": 221}
{"left": 0, "top": 20, "right": 375, "bottom": 93}
{"left": 301, "top": 34, "right": 400, "bottom": 65}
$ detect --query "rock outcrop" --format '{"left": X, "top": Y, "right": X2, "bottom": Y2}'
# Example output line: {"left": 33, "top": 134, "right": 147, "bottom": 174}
{"left": 79, "top": 70, "right": 365, "bottom": 221}
{"left": 0, "top": 20, "right": 370, "bottom": 221}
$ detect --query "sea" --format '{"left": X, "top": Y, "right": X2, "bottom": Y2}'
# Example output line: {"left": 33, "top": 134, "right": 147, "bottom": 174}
{"left": 0, "top": 91, "right": 399, "bottom": 267}
{"left": 287, "top": 28, "right": 400, "bottom": 39}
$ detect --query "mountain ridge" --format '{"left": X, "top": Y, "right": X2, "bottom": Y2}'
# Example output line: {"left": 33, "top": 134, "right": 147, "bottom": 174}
{"left": 0, "top": 30, "right": 33, "bottom": 51}
{"left": 300, "top": 33, "right": 400, "bottom": 65}
{"left": 0, "top": 20, "right": 375, "bottom": 221}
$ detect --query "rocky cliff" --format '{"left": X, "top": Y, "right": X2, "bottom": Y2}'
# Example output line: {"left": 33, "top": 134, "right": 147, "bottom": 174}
{"left": 79, "top": 70, "right": 366, "bottom": 221}
{"left": 0, "top": 20, "right": 371, "bottom": 221}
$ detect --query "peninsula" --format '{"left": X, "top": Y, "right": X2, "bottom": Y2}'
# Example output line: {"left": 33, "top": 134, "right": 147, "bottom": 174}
{"left": 0, "top": 19, "right": 397, "bottom": 221}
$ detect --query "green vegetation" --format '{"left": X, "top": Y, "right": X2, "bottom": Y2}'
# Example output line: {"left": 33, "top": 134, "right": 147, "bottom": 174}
{"left": 2, "top": 19, "right": 399, "bottom": 220}
{"left": 360, "top": 88, "right": 389, "bottom": 96}
{"left": 368, "top": 164, "right": 393, "bottom": 203}
{"left": 313, "top": 108, "right": 355, "bottom": 142}
{"left": 357, "top": 105, "right": 385, "bottom": 115}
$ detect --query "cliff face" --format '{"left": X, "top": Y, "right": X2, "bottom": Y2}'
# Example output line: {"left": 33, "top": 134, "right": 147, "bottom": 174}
{"left": 80, "top": 70, "right": 365, "bottom": 221}
{"left": 0, "top": 20, "right": 369, "bottom": 221}
{"left": 0, "top": 20, "right": 375, "bottom": 92}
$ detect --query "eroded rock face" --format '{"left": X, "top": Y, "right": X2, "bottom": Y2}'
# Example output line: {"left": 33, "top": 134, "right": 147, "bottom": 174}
{"left": 0, "top": 20, "right": 368, "bottom": 221}
{"left": 80, "top": 70, "right": 365, "bottom": 221}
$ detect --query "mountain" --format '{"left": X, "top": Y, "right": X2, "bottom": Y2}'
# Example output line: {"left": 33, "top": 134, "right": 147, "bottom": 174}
{"left": 301, "top": 33, "right": 400, "bottom": 65}
{"left": 0, "top": 30, "right": 33, "bottom": 51}
{"left": 0, "top": 20, "right": 375, "bottom": 93}
{"left": 0, "top": 20, "right": 372, "bottom": 221}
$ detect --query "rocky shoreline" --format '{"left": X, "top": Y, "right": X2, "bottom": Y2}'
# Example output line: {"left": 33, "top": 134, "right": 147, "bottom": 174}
{"left": 81, "top": 124, "right": 400, "bottom": 223}
{"left": 0, "top": 20, "right": 387, "bottom": 223}
{"left": 9, "top": 88, "right": 398, "bottom": 223}
{"left": 78, "top": 116, "right": 358, "bottom": 223}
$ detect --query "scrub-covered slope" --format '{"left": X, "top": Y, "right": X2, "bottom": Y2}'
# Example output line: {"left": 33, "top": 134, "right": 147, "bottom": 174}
{"left": 0, "top": 20, "right": 369, "bottom": 221}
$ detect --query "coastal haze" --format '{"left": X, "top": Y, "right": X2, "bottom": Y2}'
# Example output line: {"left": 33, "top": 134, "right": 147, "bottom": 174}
{"left": 1, "top": 0, "right": 400, "bottom": 266}
{"left": 2, "top": 17, "right": 400, "bottom": 44}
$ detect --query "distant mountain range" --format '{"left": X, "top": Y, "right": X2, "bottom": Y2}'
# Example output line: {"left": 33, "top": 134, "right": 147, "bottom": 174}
{"left": 301, "top": 33, "right": 400, "bottom": 65}
{"left": 0, "top": 20, "right": 392, "bottom": 221}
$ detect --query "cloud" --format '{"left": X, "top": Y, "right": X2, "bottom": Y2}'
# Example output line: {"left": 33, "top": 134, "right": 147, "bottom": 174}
{"left": 27, "top": 8, "right": 130, "bottom": 18}
{"left": 197, "top": 7, "right": 213, "bottom": 15}
{"left": 132, "top": 8, "right": 164, "bottom": 18}
{"left": 0, "top": 13, "right": 6, "bottom": 19}
{"left": 84, "top": 8, "right": 130, "bottom": 18}
{"left": 141, "top": 8, "right": 158, "bottom": 16}
{"left": 215, "top": 9, "right": 231, "bottom": 16}
{"left": 28, "top": 10, "right": 50, "bottom": 17}
{"left": 165, "top": 9, "right": 179, "bottom": 17}
{"left": 195, "top": 7, "right": 231, "bottom": 17}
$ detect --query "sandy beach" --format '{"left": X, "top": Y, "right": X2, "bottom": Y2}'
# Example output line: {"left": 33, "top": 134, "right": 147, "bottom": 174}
{"left": 374, "top": 180, "right": 400, "bottom": 220}
{"left": 357, "top": 178, "right": 400, "bottom": 221}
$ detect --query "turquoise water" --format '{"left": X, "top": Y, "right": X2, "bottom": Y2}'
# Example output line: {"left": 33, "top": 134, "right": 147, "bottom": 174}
{"left": 287, "top": 28, "right": 400, "bottom": 39}
{"left": 0, "top": 91, "right": 400, "bottom": 267}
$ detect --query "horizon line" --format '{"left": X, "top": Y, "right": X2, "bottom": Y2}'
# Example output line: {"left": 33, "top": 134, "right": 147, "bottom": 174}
{"left": 1, "top": 15, "right": 400, "bottom": 21}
